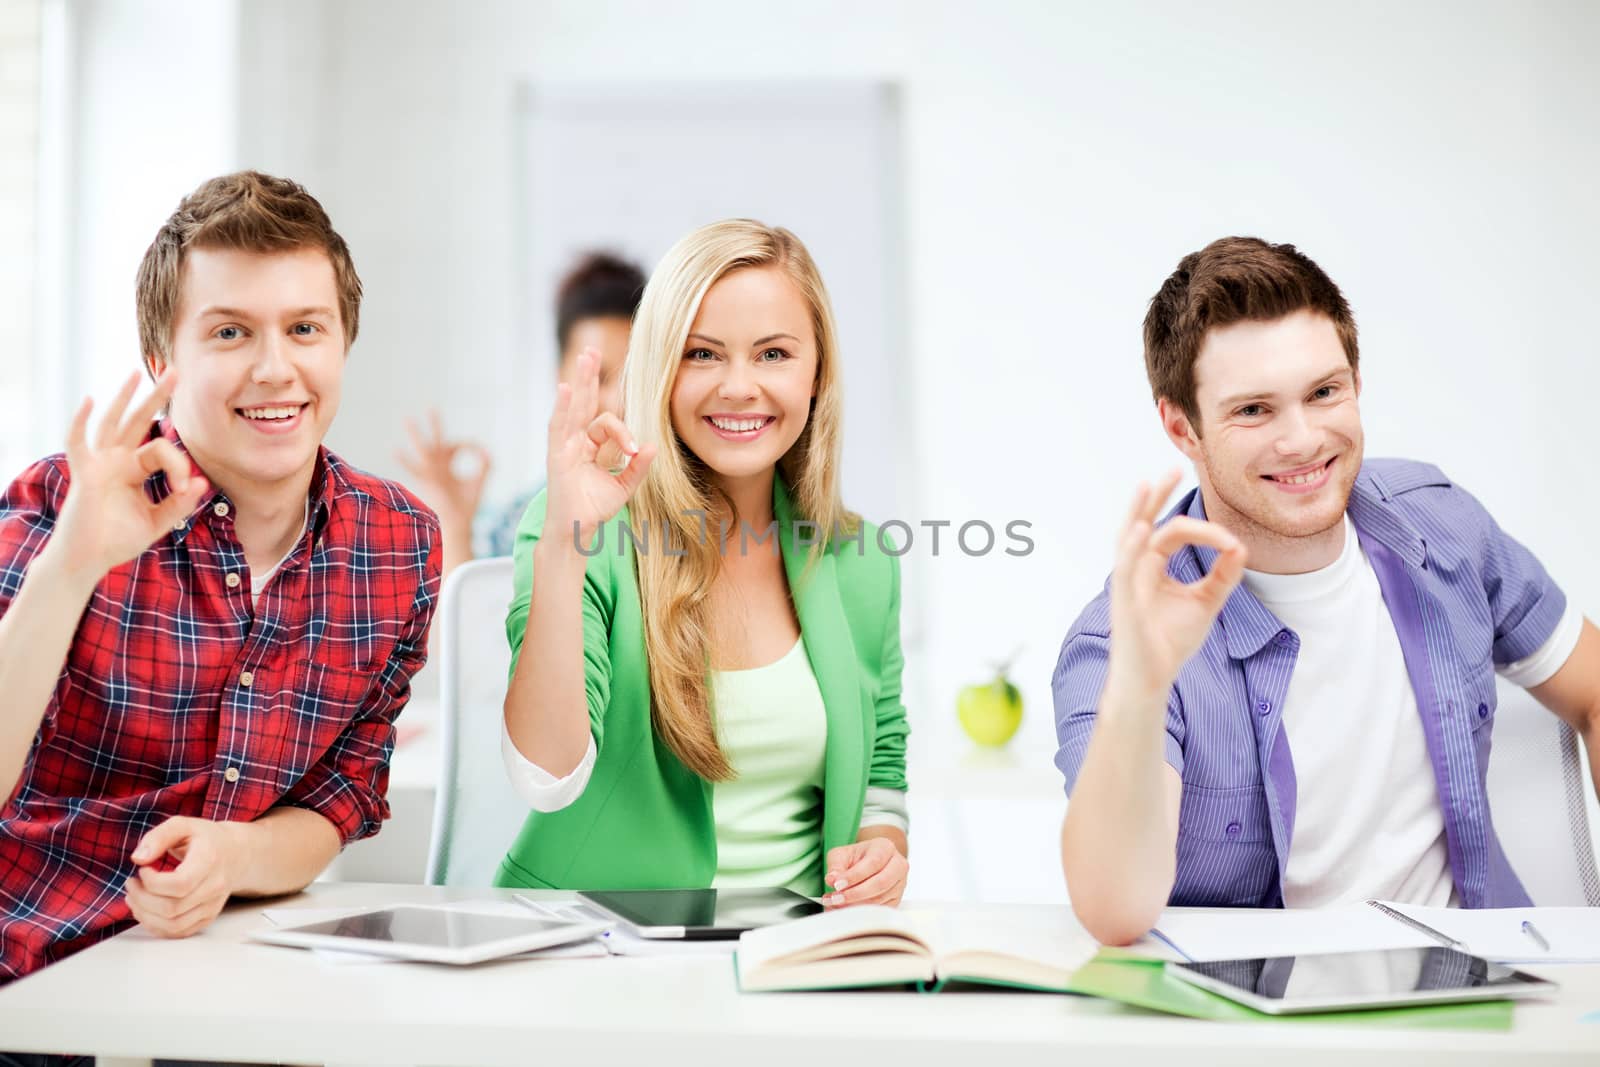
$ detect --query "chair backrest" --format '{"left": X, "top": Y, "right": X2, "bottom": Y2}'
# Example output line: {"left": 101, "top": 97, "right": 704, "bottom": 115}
{"left": 1485, "top": 676, "right": 1600, "bottom": 905}
{"left": 425, "top": 556, "right": 532, "bottom": 886}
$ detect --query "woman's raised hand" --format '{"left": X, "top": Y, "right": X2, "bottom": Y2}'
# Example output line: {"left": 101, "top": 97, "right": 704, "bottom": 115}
{"left": 544, "top": 349, "right": 655, "bottom": 546}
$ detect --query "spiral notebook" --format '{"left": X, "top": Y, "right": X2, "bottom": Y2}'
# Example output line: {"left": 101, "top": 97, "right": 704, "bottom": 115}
{"left": 1145, "top": 901, "right": 1600, "bottom": 964}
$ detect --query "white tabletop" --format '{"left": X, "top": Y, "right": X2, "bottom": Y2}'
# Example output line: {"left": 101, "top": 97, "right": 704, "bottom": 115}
{"left": 1, "top": 882, "right": 1596, "bottom": 1066}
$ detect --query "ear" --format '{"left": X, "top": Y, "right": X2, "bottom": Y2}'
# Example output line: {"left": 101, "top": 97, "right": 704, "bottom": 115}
{"left": 143, "top": 353, "right": 162, "bottom": 381}
{"left": 1157, "top": 398, "right": 1204, "bottom": 463}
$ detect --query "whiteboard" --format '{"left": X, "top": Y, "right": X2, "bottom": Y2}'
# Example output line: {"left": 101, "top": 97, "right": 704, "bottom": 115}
{"left": 514, "top": 80, "right": 908, "bottom": 524}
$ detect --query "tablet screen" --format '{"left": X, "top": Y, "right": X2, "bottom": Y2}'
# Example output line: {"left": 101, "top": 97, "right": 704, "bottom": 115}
{"left": 287, "top": 906, "right": 574, "bottom": 950}
{"left": 581, "top": 888, "right": 822, "bottom": 933}
{"left": 1177, "top": 947, "right": 1536, "bottom": 1001}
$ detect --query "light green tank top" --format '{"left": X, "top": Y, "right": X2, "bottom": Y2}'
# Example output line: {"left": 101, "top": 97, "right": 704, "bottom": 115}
{"left": 709, "top": 638, "right": 828, "bottom": 894}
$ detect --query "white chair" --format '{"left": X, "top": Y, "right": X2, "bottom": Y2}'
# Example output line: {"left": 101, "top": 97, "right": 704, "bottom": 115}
{"left": 1485, "top": 677, "right": 1600, "bottom": 905}
{"left": 424, "top": 556, "right": 532, "bottom": 886}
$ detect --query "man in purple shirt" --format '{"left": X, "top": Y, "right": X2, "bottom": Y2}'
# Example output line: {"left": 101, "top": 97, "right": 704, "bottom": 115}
{"left": 1053, "top": 237, "right": 1600, "bottom": 945}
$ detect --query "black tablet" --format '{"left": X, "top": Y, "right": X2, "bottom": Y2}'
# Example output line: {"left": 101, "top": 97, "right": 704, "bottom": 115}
{"left": 579, "top": 887, "right": 823, "bottom": 940}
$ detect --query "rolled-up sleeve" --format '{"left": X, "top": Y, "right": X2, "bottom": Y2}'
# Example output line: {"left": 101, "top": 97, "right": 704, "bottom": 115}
{"left": 1052, "top": 627, "right": 1185, "bottom": 797}
{"left": 278, "top": 539, "right": 441, "bottom": 845}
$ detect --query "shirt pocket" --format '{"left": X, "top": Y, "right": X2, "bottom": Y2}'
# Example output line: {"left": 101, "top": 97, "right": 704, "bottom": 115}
{"left": 261, "top": 658, "right": 383, "bottom": 790}
{"left": 1173, "top": 782, "right": 1277, "bottom": 907}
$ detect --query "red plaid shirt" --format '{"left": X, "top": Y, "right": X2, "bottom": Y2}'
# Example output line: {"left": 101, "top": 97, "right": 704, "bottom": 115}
{"left": 0, "top": 425, "right": 440, "bottom": 982}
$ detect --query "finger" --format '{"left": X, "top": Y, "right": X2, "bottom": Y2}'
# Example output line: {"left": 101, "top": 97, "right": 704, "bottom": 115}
{"left": 137, "top": 438, "right": 193, "bottom": 494}
{"left": 124, "top": 368, "right": 177, "bottom": 443}
{"left": 151, "top": 474, "right": 210, "bottom": 533}
{"left": 394, "top": 448, "right": 423, "bottom": 479}
{"left": 1144, "top": 516, "right": 1242, "bottom": 563}
{"left": 136, "top": 847, "right": 212, "bottom": 899}
{"left": 823, "top": 843, "right": 864, "bottom": 885}
{"left": 1141, "top": 469, "right": 1183, "bottom": 526}
{"left": 828, "top": 841, "right": 894, "bottom": 891}
{"left": 95, "top": 372, "right": 142, "bottom": 449}
{"left": 1192, "top": 538, "right": 1249, "bottom": 611}
{"left": 127, "top": 877, "right": 224, "bottom": 935}
{"left": 1117, "top": 481, "right": 1149, "bottom": 542}
{"left": 569, "top": 349, "right": 600, "bottom": 434}
{"left": 64, "top": 397, "right": 93, "bottom": 467}
{"left": 586, "top": 412, "right": 638, "bottom": 473}
{"left": 614, "top": 443, "right": 655, "bottom": 498}
{"left": 825, "top": 857, "right": 907, "bottom": 907}
{"left": 427, "top": 408, "right": 445, "bottom": 447}
{"left": 131, "top": 816, "right": 195, "bottom": 867}
{"left": 548, "top": 383, "right": 573, "bottom": 452}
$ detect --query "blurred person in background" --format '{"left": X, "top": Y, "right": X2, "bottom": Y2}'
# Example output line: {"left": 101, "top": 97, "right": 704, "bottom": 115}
{"left": 497, "top": 219, "right": 911, "bottom": 906}
{"left": 398, "top": 252, "right": 645, "bottom": 579}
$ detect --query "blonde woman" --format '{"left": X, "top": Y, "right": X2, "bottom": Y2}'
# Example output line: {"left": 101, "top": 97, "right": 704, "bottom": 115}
{"left": 496, "top": 220, "right": 909, "bottom": 905}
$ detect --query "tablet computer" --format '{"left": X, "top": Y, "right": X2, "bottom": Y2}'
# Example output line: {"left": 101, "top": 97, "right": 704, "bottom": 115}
{"left": 1168, "top": 947, "right": 1558, "bottom": 1014}
{"left": 579, "top": 887, "right": 823, "bottom": 940}
{"left": 252, "top": 905, "right": 611, "bottom": 965}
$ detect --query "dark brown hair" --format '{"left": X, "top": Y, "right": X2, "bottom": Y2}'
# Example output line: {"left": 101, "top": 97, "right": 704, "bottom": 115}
{"left": 136, "top": 170, "right": 362, "bottom": 371}
{"left": 1144, "top": 236, "right": 1358, "bottom": 424}
{"left": 554, "top": 251, "right": 645, "bottom": 356}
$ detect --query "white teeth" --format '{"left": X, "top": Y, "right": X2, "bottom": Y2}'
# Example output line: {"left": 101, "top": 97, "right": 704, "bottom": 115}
{"left": 1273, "top": 464, "right": 1327, "bottom": 485}
{"left": 240, "top": 405, "right": 301, "bottom": 420}
{"left": 711, "top": 417, "right": 766, "bottom": 433}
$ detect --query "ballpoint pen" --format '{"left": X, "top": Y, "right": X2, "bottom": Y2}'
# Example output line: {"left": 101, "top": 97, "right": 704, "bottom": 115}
{"left": 1520, "top": 920, "right": 1551, "bottom": 952}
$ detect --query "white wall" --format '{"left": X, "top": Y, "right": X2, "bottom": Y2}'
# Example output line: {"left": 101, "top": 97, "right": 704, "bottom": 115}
{"left": 230, "top": 0, "right": 1600, "bottom": 785}
{"left": 63, "top": 0, "right": 239, "bottom": 411}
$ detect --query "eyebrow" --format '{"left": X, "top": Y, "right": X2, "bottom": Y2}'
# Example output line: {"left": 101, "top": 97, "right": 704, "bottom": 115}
{"left": 195, "top": 305, "right": 338, "bottom": 320}
{"left": 686, "top": 332, "right": 800, "bottom": 348}
{"left": 1217, "top": 368, "right": 1351, "bottom": 409}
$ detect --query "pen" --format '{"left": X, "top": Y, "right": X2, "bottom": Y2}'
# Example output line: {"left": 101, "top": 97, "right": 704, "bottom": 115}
{"left": 1520, "top": 920, "right": 1550, "bottom": 952}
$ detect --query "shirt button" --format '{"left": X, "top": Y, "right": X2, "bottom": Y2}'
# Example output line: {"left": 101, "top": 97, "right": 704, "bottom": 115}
{"left": 1275, "top": 631, "right": 1293, "bottom": 646}
{"left": 223, "top": 766, "right": 241, "bottom": 783}
{"left": 1225, "top": 821, "right": 1242, "bottom": 836}
{"left": 239, "top": 671, "right": 254, "bottom": 688}
{"left": 213, "top": 500, "right": 230, "bottom": 518}
{"left": 1478, "top": 702, "right": 1489, "bottom": 719}
{"left": 225, "top": 572, "right": 241, "bottom": 589}
{"left": 1255, "top": 699, "right": 1271, "bottom": 715}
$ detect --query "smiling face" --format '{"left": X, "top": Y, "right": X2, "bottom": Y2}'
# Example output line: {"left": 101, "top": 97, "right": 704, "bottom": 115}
{"left": 1163, "top": 309, "right": 1363, "bottom": 563}
{"left": 160, "top": 245, "right": 345, "bottom": 504}
{"left": 668, "top": 265, "right": 818, "bottom": 489}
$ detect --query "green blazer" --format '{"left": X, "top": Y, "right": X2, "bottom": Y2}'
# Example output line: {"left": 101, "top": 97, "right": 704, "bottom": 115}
{"left": 494, "top": 479, "right": 909, "bottom": 893}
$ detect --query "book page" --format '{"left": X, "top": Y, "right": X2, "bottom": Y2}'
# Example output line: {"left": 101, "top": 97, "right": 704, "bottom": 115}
{"left": 930, "top": 907, "right": 1098, "bottom": 988}
{"left": 736, "top": 904, "right": 930, "bottom": 971}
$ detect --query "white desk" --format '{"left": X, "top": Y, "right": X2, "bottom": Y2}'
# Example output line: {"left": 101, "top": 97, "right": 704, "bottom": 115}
{"left": 1, "top": 883, "right": 1596, "bottom": 1066}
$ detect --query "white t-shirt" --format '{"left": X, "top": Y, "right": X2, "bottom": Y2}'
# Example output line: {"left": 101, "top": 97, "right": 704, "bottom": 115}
{"left": 1241, "top": 516, "right": 1579, "bottom": 909}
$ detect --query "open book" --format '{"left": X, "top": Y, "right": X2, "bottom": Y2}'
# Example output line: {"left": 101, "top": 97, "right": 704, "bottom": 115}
{"left": 734, "top": 905, "right": 1098, "bottom": 993}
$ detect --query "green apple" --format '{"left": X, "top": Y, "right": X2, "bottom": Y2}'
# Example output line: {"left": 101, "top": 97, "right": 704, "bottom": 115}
{"left": 958, "top": 672, "right": 1023, "bottom": 747}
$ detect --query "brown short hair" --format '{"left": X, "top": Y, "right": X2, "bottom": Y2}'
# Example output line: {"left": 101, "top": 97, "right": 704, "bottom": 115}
{"left": 136, "top": 170, "right": 362, "bottom": 371}
{"left": 1144, "top": 236, "right": 1358, "bottom": 424}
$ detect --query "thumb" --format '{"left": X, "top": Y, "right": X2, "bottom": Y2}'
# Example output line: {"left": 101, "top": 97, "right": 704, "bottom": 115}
{"left": 152, "top": 476, "right": 209, "bottom": 532}
{"left": 133, "top": 817, "right": 194, "bottom": 866}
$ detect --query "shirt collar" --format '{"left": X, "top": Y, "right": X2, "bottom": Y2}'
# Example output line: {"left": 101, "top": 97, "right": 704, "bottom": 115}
{"left": 1178, "top": 463, "right": 1429, "bottom": 660}
{"left": 153, "top": 420, "right": 334, "bottom": 544}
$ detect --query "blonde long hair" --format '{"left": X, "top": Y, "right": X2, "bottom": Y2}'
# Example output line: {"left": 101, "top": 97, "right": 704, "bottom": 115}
{"left": 622, "top": 220, "right": 856, "bottom": 781}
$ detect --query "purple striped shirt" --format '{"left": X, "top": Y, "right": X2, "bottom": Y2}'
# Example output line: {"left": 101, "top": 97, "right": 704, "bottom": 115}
{"left": 1053, "top": 458, "right": 1564, "bottom": 909}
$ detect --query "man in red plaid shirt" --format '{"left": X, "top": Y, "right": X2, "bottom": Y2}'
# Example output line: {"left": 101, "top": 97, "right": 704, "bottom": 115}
{"left": 0, "top": 171, "right": 441, "bottom": 991}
